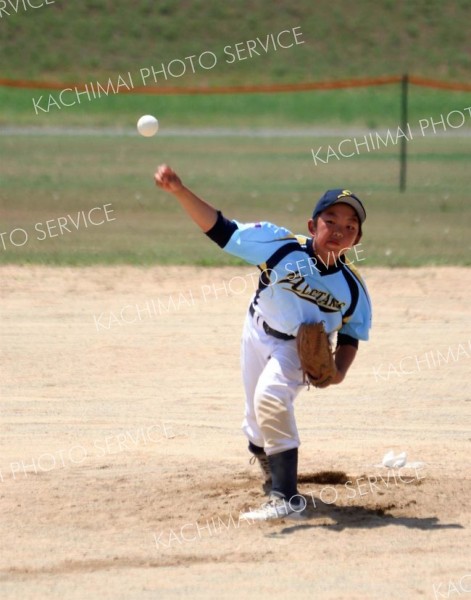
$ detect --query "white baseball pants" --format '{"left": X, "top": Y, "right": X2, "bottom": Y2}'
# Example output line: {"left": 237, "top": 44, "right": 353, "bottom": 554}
{"left": 240, "top": 307, "right": 306, "bottom": 456}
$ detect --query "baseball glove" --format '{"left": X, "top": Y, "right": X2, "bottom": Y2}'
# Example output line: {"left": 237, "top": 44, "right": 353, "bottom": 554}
{"left": 296, "top": 322, "right": 337, "bottom": 388}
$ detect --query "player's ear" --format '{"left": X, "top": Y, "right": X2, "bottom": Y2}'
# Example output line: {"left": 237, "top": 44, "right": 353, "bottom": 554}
{"left": 307, "top": 218, "right": 316, "bottom": 237}
{"left": 353, "top": 221, "right": 362, "bottom": 245}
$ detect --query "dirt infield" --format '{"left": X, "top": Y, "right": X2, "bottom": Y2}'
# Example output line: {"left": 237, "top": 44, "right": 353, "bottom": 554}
{"left": 1, "top": 266, "right": 470, "bottom": 600}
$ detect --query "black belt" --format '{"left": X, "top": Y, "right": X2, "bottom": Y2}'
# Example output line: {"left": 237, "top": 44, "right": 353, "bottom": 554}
{"left": 249, "top": 304, "right": 295, "bottom": 341}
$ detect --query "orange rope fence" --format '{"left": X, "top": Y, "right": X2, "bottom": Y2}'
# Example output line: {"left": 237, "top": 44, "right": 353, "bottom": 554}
{"left": 408, "top": 75, "right": 471, "bottom": 92}
{"left": 0, "top": 75, "right": 469, "bottom": 94}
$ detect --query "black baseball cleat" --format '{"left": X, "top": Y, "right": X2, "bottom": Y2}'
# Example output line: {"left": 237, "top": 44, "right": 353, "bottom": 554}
{"left": 249, "top": 453, "right": 272, "bottom": 492}
{"left": 248, "top": 442, "right": 272, "bottom": 494}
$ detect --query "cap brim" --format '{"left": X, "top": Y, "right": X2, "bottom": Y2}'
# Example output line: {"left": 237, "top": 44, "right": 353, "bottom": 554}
{"left": 332, "top": 197, "right": 366, "bottom": 224}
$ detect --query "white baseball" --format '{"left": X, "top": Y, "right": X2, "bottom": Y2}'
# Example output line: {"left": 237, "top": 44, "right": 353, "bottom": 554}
{"left": 137, "top": 115, "right": 159, "bottom": 137}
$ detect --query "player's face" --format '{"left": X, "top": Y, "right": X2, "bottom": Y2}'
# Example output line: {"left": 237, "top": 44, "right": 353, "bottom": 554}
{"left": 308, "top": 203, "right": 361, "bottom": 265}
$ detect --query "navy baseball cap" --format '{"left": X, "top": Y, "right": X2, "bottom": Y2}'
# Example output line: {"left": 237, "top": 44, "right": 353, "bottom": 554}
{"left": 313, "top": 189, "right": 366, "bottom": 224}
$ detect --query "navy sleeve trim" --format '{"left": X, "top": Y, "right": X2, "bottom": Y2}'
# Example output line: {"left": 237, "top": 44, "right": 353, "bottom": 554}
{"left": 258, "top": 241, "right": 302, "bottom": 290}
{"left": 204, "top": 210, "right": 238, "bottom": 248}
{"left": 340, "top": 264, "right": 360, "bottom": 322}
{"left": 337, "top": 333, "right": 359, "bottom": 349}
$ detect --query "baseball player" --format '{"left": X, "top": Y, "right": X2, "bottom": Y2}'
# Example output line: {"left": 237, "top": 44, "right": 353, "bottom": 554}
{"left": 155, "top": 164, "right": 372, "bottom": 520}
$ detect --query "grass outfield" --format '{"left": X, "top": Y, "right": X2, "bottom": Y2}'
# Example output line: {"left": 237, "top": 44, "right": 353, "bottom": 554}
{"left": 0, "top": 132, "right": 469, "bottom": 267}
{"left": 1, "top": 86, "right": 470, "bottom": 128}
{"left": 1, "top": 0, "right": 469, "bottom": 82}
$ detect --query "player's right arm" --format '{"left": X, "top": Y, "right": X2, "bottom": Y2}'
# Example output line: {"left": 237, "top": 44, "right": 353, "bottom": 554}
{"left": 154, "top": 164, "right": 218, "bottom": 233}
{"left": 155, "top": 163, "right": 295, "bottom": 265}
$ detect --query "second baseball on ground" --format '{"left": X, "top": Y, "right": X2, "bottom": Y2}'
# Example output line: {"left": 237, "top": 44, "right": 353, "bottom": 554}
{"left": 137, "top": 115, "right": 159, "bottom": 137}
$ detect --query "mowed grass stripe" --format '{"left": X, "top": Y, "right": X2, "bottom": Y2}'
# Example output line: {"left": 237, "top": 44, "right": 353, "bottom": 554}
{"left": 0, "top": 134, "right": 469, "bottom": 266}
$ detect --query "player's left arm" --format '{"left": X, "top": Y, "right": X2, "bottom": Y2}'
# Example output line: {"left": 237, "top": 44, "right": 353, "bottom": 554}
{"left": 315, "top": 337, "right": 358, "bottom": 388}
{"left": 331, "top": 343, "right": 358, "bottom": 385}
{"left": 324, "top": 266, "right": 372, "bottom": 387}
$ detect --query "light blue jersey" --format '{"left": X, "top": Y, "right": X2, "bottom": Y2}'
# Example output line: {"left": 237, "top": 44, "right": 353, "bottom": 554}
{"left": 206, "top": 212, "right": 372, "bottom": 343}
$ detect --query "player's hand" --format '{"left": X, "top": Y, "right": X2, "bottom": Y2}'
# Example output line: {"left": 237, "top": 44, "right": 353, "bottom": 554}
{"left": 316, "top": 370, "right": 345, "bottom": 388}
{"left": 313, "top": 376, "right": 333, "bottom": 389}
{"left": 154, "top": 164, "right": 183, "bottom": 193}
{"left": 316, "top": 371, "right": 345, "bottom": 389}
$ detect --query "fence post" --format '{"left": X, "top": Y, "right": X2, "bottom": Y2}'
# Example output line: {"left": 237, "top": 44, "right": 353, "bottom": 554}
{"left": 400, "top": 74, "right": 409, "bottom": 192}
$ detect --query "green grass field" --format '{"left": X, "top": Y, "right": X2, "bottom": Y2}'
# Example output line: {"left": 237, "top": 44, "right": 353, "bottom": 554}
{"left": 1, "top": 0, "right": 469, "bottom": 268}
{"left": 2, "top": 84, "right": 470, "bottom": 129}
{"left": 1, "top": 129, "right": 469, "bottom": 267}
{"left": 1, "top": 0, "right": 469, "bottom": 82}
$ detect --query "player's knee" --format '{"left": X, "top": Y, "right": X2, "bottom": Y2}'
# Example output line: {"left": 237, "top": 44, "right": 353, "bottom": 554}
{"left": 254, "top": 391, "right": 287, "bottom": 427}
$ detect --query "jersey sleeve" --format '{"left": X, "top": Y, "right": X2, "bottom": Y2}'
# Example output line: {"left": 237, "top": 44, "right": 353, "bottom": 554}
{"left": 339, "top": 290, "right": 372, "bottom": 341}
{"left": 337, "top": 333, "right": 359, "bottom": 349}
{"left": 205, "top": 210, "right": 296, "bottom": 265}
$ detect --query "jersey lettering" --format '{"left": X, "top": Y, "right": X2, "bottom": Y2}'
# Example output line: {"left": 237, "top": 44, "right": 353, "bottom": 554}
{"left": 278, "top": 272, "right": 345, "bottom": 312}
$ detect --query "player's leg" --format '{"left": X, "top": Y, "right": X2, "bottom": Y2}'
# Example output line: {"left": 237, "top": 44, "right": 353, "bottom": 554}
{"left": 240, "top": 310, "right": 272, "bottom": 448}
{"left": 241, "top": 340, "right": 306, "bottom": 520}
{"left": 240, "top": 310, "right": 274, "bottom": 487}
{"left": 253, "top": 340, "right": 304, "bottom": 500}
{"left": 254, "top": 341, "right": 303, "bottom": 454}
